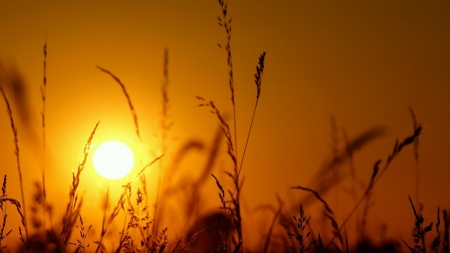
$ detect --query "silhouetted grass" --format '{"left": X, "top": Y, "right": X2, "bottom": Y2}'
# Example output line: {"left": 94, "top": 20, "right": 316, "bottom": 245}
{"left": 323, "top": 123, "right": 422, "bottom": 251}
{"left": 402, "top": 195, "right": 441, "bottom": 253}
{"left": 0, "top": 175, "right": 26, "bottom": 250}
{"left": 262, "top": 194, "right": 283, "bottom": 253}
{"left": 291, "top": 186, "right": 344, "bottom": 252}
{"left": 96, "top": 66, "right": 142, "bottom": 144}
{"left": 68, "top": 214, "right": 92, "bottom": 252}
{"left": 59, "top": 121, "right": 99, "bottom": 252}
{"left": 217, "top": 0, "right": 237, "bottom": 159}
{"left": 287, "top": 205, "right": 323, "bottom": 253}
{"left": 153, "top": 48, "right": 173, "bottom": 237}
{"left": 1, "top": 1, "right": 449, "bottom": 253}
{"left": 0, "top": 86, "right": 28, "bottom": 245}
{"left": 40, "top": 37, "right": 48, "bottom": 234}
{"left": 443, "top": 209, "right": 450, "bottom": 253}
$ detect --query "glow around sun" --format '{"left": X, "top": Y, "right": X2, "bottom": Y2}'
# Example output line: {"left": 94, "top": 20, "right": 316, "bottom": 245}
{"left": 92, "top": 140, "right": 134, "bottom": 180}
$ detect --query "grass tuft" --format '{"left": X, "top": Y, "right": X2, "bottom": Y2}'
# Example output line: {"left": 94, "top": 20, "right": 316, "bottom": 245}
{"left": 288, "top": 205, "right": 322, "bottom": 253}
{"left": 402, "top": 195, "right": 441, "bottom": 253}
{"left": 59, "top": 121, "right": 100, "bottom": 251}
{"left": 0, "top": 175, "right": 26, "bottom": 250}
{"left": 291, "top": 186, "right": 344, "bottom": 252}
{"left": 68, "top": 214, "right": 92, "bottom": 252}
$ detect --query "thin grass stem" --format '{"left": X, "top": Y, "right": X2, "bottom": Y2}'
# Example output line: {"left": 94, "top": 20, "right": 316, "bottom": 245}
{"left": 238, "top": 52, "right": 266, "bottom": 177}
{"left": 95, "top": 180, "right": 110, "bottom": 253}
{"left": 0, "top": 86, "right": 28, "bottom": 245}
{"left": 324, "top": 124, "right": 421, "bottom": 250}
{"left": 96, "top": 66, "right": 142, "bottom": 143}
{"left": 409, "top": 107, "right": 420, "bottom": 205}
{"left": 41, "top": 36, "right": 48, "bottom": 232}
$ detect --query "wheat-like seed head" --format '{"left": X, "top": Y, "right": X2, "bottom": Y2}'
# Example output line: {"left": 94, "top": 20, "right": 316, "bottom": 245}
{"left": 254, "top": 52, "right": 266, "bottom": 99}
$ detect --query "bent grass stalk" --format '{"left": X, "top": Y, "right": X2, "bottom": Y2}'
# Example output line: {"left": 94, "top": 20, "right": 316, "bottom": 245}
{"left": 291, "top": 186, "right": 344, "bottom": 252}
{"left": 323, "top": 123, "right": 422, "bottom": 250}
{"left": 262, "top": 194, "right": 283, "bottom": 253}
{"left": 96, "top": 64, "right": 174, "bottom": 251}
{"left": 0, "top": 86, "right": 28, "bottom": 245}
{"left": 96, "top": 66, "right": 142, "bottom": 144}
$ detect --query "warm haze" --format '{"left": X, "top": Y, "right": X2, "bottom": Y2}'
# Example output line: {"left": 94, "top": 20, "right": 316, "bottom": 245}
{"left": 1, "top": 1, "right": 449, "bottom": 252}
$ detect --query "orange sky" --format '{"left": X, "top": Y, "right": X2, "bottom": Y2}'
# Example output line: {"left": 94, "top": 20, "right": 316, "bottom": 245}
{"left": 1, "top": 1, "right": 450, "bottom": 251}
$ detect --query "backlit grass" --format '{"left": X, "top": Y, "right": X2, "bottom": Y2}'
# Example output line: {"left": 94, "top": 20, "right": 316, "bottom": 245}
{"left": 0, "top": 1, "right": 448, "bottom": 252}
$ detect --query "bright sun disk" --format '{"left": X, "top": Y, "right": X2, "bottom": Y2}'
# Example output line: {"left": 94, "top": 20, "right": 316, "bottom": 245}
{"left": 93, "top": 140, "right": 134, "bottom": 180}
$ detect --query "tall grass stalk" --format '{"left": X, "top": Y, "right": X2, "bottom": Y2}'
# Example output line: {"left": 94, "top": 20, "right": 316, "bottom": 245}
{"left": 238, "top": 52, "right": 266, "bottom": 176}
{"left": 215, "top": 5, "right": 244, "bottom": 246}
{"left": 0, "top": 86, "right": 28, "bottom": 245}
{"left": 153, "top": 48, "right": 173, "bottom": 236}
{"left": 207, "top": 5, "right": 268, "bottom": 248}
{"left": 409, "top": 108, "right": 420, "bottom": 205}
{"left": 40, "top": 37, "right": 48, "bottom": 232}
{"left": 217, "top": 0, "right": 237, "bottom": 163}
{"left": 59, "top": 121, "right": 99, "bottom": 251}
{"left": 197, "top": 97, "right": 241, "bottom": 250}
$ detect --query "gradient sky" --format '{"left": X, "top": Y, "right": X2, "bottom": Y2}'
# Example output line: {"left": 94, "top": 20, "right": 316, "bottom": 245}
{"left": 1, "top": 0, "right": 450, "bottom": 250}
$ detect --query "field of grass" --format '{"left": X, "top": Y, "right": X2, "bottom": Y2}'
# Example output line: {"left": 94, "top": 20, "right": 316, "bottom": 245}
{"left": 1, "top": 1, "right": 449, "bottom": 252}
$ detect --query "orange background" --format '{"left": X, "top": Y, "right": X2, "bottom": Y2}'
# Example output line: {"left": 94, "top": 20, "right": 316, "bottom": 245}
{"left": 1, "top": 1, "right": 449, "bottom": 251}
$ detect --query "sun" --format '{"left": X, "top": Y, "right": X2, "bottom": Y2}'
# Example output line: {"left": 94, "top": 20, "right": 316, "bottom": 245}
{"left": 92, "top": 140, "right": 134, "bottom": 180}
